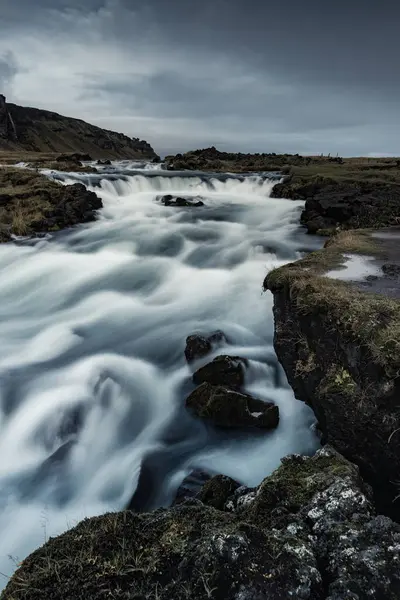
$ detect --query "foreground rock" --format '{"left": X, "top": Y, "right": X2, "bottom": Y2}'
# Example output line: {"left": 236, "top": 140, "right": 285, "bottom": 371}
{"left": 4, "top": 447, "right": 400, "bottom": 600}
{"left": 193, "top": 355, "right": 248, "bottom": 388}
{"left": 186, "top": 382, "right": 279, "bottom": 429}
{"left": 184, "top": 330, "right": 226, "bottom": 363}
{"left": 0, "top": 167, "right": 102, "bottom": 239}
{"left": 159, "top": 194, "right": 205, "bottom": 207}
{"left": 265, "top": 229, "right": 400, "bottom": 518}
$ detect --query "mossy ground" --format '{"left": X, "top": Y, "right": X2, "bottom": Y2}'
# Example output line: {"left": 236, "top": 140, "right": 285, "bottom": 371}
{"left": 265, "top": 230, "right": 400, "bottom": 377}
{"left": 1, "top": 450, "right": 352, "bottom": 600}
{"left": 0, "top": 166, "right": 102, "bottom": 239}
{"left": 0, "top": 168, "right": 61, "bottom": 236}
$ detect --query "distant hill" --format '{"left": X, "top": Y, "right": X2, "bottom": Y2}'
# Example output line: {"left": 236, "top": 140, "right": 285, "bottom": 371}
{"left": 0, "top": 94, "right": 158, "bottom": 160}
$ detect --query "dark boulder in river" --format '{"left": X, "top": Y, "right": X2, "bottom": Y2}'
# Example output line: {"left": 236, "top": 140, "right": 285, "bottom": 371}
{"left": 192, "top": 355, "right": 248, "bottom": 389}
{"left": 184, "top": 330, "right": 226, "bottom": 363}
{"left": 159, "top": 194, "right": 205, "bottom": 207}
{"left": 186, "top": 382, "right": 279, "bottom": 429}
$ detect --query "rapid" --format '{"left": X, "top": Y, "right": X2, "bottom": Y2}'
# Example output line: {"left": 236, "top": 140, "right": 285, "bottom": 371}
{"left": 0, "top": 162, "right": 320, "bottom": 586}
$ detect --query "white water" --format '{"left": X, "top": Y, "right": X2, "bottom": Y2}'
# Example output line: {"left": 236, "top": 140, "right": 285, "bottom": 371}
{"left": 0, "top": 166, "right": 320, "bottom": 587}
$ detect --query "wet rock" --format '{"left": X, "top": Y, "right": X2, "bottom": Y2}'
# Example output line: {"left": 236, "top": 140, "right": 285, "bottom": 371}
{"left": 193, "top": 355, "right": 247, "bottom": 388}
{"left": 173, "top": 470, "right": 212, "bottom": 505}
{"left": 382, "top": 262, "right": 400, "bottom": 278}
{"left": 8, "top": 446, "right": 400, "bottom": 600}
{"left": 265, "top": 247, "right": 400, "bottom": 518}
{"left": 271, "top": 177, "right": 400, "bottom": 233}
{"left": 96, "top": 159, "right": 112, "bottom": 166}
{"left": 196, "top": 474, "right": 241, "bottom": 510}
{"left": 32, "top": 183, "right": 103, "bottom": 231}
{"left": 184, "top": 330, "right": 226, "bottom": 363}
{"left": 159, "top": 194, "right": 205, "bottom": 207}
{"left": 186, "top": 382, "right": 279, "bottom": 429}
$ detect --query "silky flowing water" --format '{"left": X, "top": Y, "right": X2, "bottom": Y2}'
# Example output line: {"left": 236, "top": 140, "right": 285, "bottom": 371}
{"left": 0, "top": 162, "right": 320, "bottom": 586}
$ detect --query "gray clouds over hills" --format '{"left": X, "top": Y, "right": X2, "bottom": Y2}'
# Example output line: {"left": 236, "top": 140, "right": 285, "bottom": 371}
{"left": 1, "top": 0, "right": 399, "bottom": 155}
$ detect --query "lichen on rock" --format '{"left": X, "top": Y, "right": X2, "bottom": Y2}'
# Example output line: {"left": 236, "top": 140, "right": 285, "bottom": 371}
{"left": 3, "top": 447, "right": 400, "bottom": 599}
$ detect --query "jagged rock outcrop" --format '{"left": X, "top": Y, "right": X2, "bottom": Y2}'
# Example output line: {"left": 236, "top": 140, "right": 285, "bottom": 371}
{"left": 3, "top": 447, "right": 400, "bottom": 600}
{"left": 271, "top": 175, "right": 400, "bottom": 233}
{"left": 192, "top": 355, "right": 248, "bottom": 388}
{"left": 264, "top": 229, "right": 400, "bottom": 519}
{"left": 0, "top": 95, "right": 159, "bottom": 159}
{"left": 186, "top": 381, "right": 279, "bottom": 429}
{"left": 0, "top": 168, "right": 102, "bottom": 240}
{"left": 184, "top": 331, "right": 227, "bottom": 363}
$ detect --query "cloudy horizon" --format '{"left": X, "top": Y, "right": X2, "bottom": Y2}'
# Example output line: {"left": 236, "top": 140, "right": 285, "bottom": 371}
{"left": 1, "top": 0, "right": 399, "bottom": 157}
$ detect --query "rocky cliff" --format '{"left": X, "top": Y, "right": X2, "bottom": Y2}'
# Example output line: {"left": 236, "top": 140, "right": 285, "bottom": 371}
{"left": 0, "top": 95, "right": 158, "bottom": 160}
{"left": 265, "top": 229, "right": 400, "bottom": 519}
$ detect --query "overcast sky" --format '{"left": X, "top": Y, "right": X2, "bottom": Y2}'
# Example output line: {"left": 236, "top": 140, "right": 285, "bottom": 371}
{"left": 1, "top": 0, "right": 399, "bottom": 156}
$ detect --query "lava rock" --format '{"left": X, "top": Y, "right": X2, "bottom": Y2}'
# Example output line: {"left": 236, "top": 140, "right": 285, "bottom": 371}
{"left": 184, "top": 331, "right": 226, "bottom": 363}
{"left": 186, "top": 382, "right": 279, "bottom": 429}
{"left": 32, "top": 183, "right": 103, "bottom": 231}
{"left": 196, "top": 475, "right": 241, "bottom": 510}
{"left": 192, "top": 355, "right": 248, "bottom": 388}
{"left": 173, "top": 470, "right": 213, "bottom": 506}
{"left": 7, "top": 447, "right": 400, "bottom": 600}
{"left": 159, "top": 194, "right": 205, "bottom": 207}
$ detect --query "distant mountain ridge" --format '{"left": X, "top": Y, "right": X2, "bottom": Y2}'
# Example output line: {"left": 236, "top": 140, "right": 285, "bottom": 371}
{"left": 0, "top": 95, "right": 158, "bottom": 160}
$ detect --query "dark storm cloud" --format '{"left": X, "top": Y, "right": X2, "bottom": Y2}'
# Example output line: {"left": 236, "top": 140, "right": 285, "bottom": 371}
{"left": 1, "top": 0, "right": 399, "bottom": 155}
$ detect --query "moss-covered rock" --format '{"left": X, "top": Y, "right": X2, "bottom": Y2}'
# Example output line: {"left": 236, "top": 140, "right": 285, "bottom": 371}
{"left": 186, "top": 382, "right": 279, "bottom": 429}
{"left": 271, "top": 174, "right": 400, "bottom": 233}
{"left": 0, "top": 167, "right": 102, "bottom": 239}
{"left": 3, "top": 447, "right": 400, "bottom": 600}
{"left": 264, "top": 229, "right": 400, "bottom": 518}
{"left": 193, "top": 355, "right": 248, "bottom": 389}
{"left": 197, "top": 475, "right": 241, "bottom": 510}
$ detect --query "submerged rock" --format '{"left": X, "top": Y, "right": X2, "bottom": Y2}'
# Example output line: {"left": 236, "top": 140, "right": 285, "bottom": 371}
{"left": 5, "top": 447, "right": 400, "bottom": 600}
{"left": 186, "top": 382, "right": 279, "bottom": 429}
{"left": 159, "top": 194, "right": 205, "bottom": 207}
{"left": 193, "top": 355, "right": 248, "bottom": 388}
{"left": 184, "top": 330, "right": 226, "bottom": 363}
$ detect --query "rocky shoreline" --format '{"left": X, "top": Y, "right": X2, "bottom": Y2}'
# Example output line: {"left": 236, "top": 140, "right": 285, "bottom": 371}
{"left": 3, "top": 446, "right": 400, "bottom": 599}
{"left": 0, "top": 166, "right": 103, "bottom": 241}
{"left": 165, "top": 147, "right": 400, "bottom": 234}
{"left": 265, "top": 229, "right": 400, "bottom": 520}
